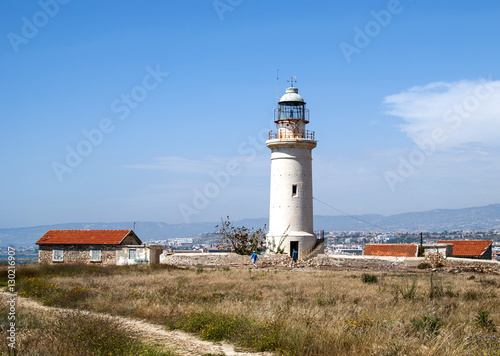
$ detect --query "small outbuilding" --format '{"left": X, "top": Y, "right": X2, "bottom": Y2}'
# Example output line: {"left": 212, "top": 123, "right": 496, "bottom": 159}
{"left": 437, "top": 240, "right": 493, "bottom": 260}
{"left": 422, "top": 243, "right": 453, "bottom": 258}
{"left": 363, "top": 243, "right": 419, "bottom": 257}
{"left": 36, "top": 229, "right": 163, "bottom": 265}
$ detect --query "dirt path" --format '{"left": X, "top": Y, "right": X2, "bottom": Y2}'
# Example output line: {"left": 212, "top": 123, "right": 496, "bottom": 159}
{"left": 2, "top": 292, "right": 273, "bottom": 356}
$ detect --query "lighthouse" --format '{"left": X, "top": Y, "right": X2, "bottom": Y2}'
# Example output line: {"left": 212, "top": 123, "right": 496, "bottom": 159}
{"left": 266, "top": 79, "right": 318, "bottom": 259}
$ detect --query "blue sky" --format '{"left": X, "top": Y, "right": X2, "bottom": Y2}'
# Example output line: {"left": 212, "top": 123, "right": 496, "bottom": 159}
{"left": 2, "top": 0, "right": 500, "bottom": 228}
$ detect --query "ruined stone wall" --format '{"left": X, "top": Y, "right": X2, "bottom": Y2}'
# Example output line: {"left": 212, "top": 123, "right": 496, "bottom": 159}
{"left": 308, "top": 254, "right": 416, "bottom": 271}
{"left": 161, "top": 253, "right": 291, "bottom": 267}
{"left": 160, "top": 253, "right": 419, "bottom": 270}
{"left": 442, "top": 257, "right": 500, "bottom": 273}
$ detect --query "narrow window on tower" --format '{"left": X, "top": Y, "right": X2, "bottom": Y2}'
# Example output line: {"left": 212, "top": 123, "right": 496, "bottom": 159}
{"left": 292, "top": 184, "right": 298, "bottom": 197}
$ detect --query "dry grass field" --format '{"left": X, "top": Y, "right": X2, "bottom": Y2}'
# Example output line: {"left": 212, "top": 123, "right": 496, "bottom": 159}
{"left": 2, "top": 264, "right": 500, "bottom": 355}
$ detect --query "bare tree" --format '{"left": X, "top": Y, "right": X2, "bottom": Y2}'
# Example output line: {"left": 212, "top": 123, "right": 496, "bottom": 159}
{"left": 267, "top": 225, "right": 289, "bottom": 254}
{"left": 216, "top": 216, "right": 266, "bottom": 255}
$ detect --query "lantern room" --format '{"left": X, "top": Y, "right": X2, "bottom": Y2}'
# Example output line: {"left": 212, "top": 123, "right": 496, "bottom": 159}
{"left": 274, "top": 86, "right": 310, "bottom": 123}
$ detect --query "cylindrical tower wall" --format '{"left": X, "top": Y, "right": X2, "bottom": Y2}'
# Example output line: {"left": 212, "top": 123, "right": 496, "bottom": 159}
{"left": 267, "top": 141, "right": 316, "bottom": 239}
{"left": 269, "top": 149, "right": 312, "bottom": 235}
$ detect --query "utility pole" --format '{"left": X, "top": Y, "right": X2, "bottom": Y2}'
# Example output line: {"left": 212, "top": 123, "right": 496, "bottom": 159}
{"left": 420, "top": 232, "right": 423, "bottom": 256}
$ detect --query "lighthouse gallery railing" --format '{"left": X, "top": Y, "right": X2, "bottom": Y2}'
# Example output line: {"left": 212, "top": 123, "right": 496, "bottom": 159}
{"left": 268, "top": 130, "right": 315, "bottom": 140}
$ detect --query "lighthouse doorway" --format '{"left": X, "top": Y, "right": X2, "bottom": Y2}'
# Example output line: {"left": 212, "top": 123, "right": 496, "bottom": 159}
{"left": 290, "top": 241, "right": 299, "bottom": 256}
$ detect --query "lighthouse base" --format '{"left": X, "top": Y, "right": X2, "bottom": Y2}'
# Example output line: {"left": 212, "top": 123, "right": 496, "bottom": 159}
{"left": 266, "top": 231, "right": 317, "bottom": 260}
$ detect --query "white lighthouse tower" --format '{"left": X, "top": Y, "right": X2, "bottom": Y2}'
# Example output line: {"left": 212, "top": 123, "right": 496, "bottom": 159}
{"left": 266, "top": 79, "right": 318, "bottom": 259}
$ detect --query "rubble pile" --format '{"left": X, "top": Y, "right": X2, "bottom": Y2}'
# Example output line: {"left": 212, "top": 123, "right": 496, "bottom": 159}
{"left": 425, "top": 252, "right": 447, "bottom": 267}
{"left": 162, "top": 252, "right": 500, "bottom": 274}
{"left": 445, "top": 260, "right": 500, "bottom": 275}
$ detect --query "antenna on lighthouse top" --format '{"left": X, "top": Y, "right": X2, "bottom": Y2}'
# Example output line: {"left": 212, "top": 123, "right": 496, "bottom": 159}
{"left": 287, "top": 76, "right": 297, "bottom": 87}
{"left": 276, "top": 69, "right": 280, "bottom": 104}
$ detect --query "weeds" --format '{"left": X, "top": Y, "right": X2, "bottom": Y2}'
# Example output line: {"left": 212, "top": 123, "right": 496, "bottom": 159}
{"left": 475, "top": 310, "right": 496, "bottom": 332}
{"left": 361, "top": 273, "right": 378, "bottom": 284}
{"left": 417, "top": 262, "right": 432, "bottom": 269}
{"left": 4, "top": 264, "right": 500, "bottom": 356}
{"left": 478, "top": 278, "right": 498, "bottom": 287}
{"left": 168, "top": 310, "right": 283, "bottom": 352}
{"left": 0, "top": 307, "right": 174, "bottom": 355}
{"left": 463, "top": 289, "right": 482, "bottom": 301}
{"left": 429, "top": 273, "right": 444, "bottom": 299}
{"left": 411, "top": 314, "right": 446, "bottom": 336}
{"left": 394, "top": 276, "right": 418, "bottom": 301}
{"left": 18, "top": 277, "right": 92, "bottom": 308}
{"left": 315, "top": 296, "right": 336, "bottom": 306}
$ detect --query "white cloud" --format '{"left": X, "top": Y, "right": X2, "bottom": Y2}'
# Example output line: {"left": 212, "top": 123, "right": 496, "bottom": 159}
{"left": 384, "top": 78, "right": 500, "bottom": 150}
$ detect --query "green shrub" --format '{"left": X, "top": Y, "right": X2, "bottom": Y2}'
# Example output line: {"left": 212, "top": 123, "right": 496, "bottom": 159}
{"left": 475, "top": 310, "right": 496, "bottom": 332}
{"left": 18, "top": 277, "right": 92, "bottom": 308}
{"left": 315, "top": 296, "right": 336, "bottom": 306}
{"left": 18, "top": 277, "right": 54, "bottom": 299}
{"left": 445, "top": 287, "right": 459, "bottom": 298}
{"left": 394, "top": 277, "right": 418, "bottom": 301}
{"left": 478, "top": 278, "right": 497, "bottom": 287}
{"left": 411, "top": 314, "right": 445, "bottom": 335}
{"left": 463, "top": 289, "right": 482, "bottom": 301}
{"left": 167, "top": 310, "right": 284, "bottom": 352}
{"left": 417, "top": 262, "right": 432, "bottom": 269}
{"left": 43, "top": 285, "right": 92, "bottom": 308}
{"left": 51, "top": 311, "right": 175, "bottom": 355}
{"left": 361, "top": 273, "right": 378, "bottom": 284}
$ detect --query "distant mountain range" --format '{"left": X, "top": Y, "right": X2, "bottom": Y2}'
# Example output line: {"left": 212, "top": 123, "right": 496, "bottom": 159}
{"left": 1, "top": 204, "right": 499, "bottom": 247}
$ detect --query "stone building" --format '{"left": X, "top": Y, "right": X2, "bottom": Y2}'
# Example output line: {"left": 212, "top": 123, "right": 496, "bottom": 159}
{"left": 36, "top": 229, "right": 163, "bottom": 265}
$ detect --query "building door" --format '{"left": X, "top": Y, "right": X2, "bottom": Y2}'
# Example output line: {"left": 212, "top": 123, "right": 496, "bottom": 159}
{"left": 290, "top": 241, "right": 299, "bottom": 256}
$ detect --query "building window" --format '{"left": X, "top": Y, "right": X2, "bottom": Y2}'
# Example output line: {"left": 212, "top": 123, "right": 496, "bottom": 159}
{"left": 292, "top": 184, "right": 298, "bottom": 197}
{"left": 129, "top": 249, "right": 137, "bottom": 260}
{"left": 91, "top": 249, "right": 101, "bottom": 261}
{"left": 53, "top": 249, "right": 63, "bottom": 261}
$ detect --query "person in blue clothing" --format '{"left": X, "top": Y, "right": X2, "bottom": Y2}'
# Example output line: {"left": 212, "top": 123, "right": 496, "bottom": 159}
{"left": 251, "top": 251, "right": 258, "bottom": 268}
{"left": 290, "top": 249, "right": 298, "bottom": 268}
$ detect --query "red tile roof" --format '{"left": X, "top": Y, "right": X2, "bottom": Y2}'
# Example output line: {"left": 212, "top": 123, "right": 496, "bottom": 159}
{"left": 437, "top": 240, "right": 492, "bottom": 257}
{"left": 36, "top": 230, "right": 140, "bottom": 245}
{"left": 363, "top": 244, "right": 418, "bottom": 257}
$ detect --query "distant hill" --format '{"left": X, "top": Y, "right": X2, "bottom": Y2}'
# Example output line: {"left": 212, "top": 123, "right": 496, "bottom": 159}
{"left": 0, "top": 219, "right": 267, "bottom": 247}
{"left": 1, "top": 204, "right": 499, "bottom": 247}
{"left": 315, "top": 204, "right": 500, "bottom": 232}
